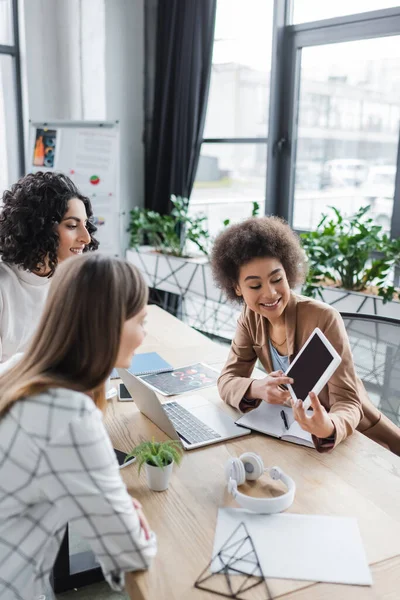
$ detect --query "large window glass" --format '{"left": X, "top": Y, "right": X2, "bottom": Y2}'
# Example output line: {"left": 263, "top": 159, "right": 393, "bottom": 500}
{"left": 0, "top": 0, "right": 22, "bottom": 197}
{"left": 0, "top": 0, "right": 13, "bottom": 45}
{"left": 292, "top": 36, "right": 400, "bottom": 232}
{"left": 293, "top": 0, "right": 400, "bottom": 24}
{"left": 191, "top": 0, "right": 273, "bottom": 227}
{"left": 0, "top": 54, "right": 20, "bottom": 195}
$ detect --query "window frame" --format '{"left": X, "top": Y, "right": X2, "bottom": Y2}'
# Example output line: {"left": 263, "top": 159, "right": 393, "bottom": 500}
{"left": 196, "top": 0, "right": 273, "bottom": 215}
{"left": 267, "top": 3, "right": 400, "bottom": 239}
{"left": 0, "top": 0, "right": 25, "bottom": 179}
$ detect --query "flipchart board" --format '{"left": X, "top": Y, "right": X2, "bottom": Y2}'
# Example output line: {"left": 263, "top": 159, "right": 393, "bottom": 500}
{"left": 28, "top": 120, "right": 121, "bottom": 256}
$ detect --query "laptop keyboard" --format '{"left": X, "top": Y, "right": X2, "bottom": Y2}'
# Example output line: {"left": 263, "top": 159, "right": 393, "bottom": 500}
{"left": 163, "top": 402, "right": 221, "bottom": 445}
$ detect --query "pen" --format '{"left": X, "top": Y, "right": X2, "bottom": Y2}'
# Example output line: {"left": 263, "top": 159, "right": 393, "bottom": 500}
{"left": 280, "top": 410, "right": 289, "bottom": 430}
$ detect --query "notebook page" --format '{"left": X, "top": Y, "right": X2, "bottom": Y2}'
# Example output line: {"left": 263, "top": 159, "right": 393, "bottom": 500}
{"left": 236, "top": 402, "right": 287, "bottom": 438}
{"left": 279, "top": 408, "right": 314, "bottom": 447}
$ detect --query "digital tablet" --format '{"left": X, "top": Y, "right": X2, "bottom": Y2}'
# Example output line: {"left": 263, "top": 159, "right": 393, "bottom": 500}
{"left": 285, "top": 328, "right": 341, "bottom": 410}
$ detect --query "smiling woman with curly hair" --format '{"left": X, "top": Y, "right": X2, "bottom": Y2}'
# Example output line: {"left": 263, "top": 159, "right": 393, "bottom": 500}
{"left": 0, "top": 171, "right": 99, "bottom": 362}
{"left": 211, "top": 216, "right": 400, "bottom": 456}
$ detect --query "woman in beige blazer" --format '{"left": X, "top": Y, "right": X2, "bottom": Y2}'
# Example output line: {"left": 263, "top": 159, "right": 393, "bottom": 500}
{"left": 211, "top": 216, "right": 400, "bottom": 456}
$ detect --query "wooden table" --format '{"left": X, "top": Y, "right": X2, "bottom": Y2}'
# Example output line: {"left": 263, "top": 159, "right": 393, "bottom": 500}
{"left": 105, "top": 305, "right": 400, "bottom": 600}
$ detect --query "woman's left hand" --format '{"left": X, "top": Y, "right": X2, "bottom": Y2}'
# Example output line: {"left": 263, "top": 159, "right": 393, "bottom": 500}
{"left": 291, "top": 392, "right": 335, "bottom": 439}
{"left": 132, "top": 497, "right": 151, "bottom": 540}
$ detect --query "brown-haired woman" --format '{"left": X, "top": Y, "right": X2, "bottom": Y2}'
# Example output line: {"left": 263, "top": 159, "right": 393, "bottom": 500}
{"left": 211, "top": 216, "right": 400, "bottom": 456}
{"left": 0, "top": 254, "right": 157, "bottom": 600}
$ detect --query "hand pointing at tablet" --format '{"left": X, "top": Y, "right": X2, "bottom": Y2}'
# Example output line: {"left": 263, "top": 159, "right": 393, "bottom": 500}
{"left": 291, "top": 392, "right": 335, "bottom": 439}
{"left": 248, "top": 370, "right": 293, "bottom": 405}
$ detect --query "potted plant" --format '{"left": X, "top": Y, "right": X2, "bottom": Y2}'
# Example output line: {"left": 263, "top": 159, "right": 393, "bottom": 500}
{"left": 300, "top": 205, "right": 400, "bottom": 315}
{"left": 129, "top": 194, "right": 210, "bottom": 258}
{"left": 125, "top": 439, "right": 183, "bottom": 492}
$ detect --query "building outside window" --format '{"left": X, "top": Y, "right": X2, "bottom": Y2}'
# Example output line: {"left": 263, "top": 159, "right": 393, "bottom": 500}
{"left": 193, "top": 0, "right": 400, "bottom": 237}
{"left": 190, "top": 0, "right": 272, "bottom": 237}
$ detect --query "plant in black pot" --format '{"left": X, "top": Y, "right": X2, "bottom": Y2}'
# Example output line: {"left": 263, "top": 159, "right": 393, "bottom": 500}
{"left": 125, "top": 439, "right": 183, "bottom": 492}
{"left": 301, "top": 205, "right": 400, "bottom": 303}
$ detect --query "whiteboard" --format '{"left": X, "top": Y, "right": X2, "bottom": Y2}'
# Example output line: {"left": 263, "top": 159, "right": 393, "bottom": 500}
{"left": 28, "top": 121, "right": 121, "bottom": 256}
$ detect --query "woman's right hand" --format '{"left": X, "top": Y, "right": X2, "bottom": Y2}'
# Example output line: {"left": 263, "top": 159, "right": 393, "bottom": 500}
{"left": 248, "top": 370, "right": 293, "bottom": 405}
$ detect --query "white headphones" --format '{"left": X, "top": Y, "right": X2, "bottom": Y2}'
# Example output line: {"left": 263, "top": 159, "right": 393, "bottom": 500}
{"left": 225, "top": 452, "right": 296, "bottom": 514}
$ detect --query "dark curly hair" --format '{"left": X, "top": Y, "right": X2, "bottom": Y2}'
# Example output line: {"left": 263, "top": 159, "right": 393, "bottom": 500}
{"left": 0, "top": 171, "right": 99, "bottom": 276}
{"left": 211, "top": 216, "right": 307, "bottom": 302}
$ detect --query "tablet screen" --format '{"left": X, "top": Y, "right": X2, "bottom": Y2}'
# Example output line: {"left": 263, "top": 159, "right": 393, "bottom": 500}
{"left": 287, "top": 334, "right": 335, "bottom": 400}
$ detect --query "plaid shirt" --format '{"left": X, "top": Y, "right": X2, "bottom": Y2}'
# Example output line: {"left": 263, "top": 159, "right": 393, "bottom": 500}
{"left": 0, "top": 388, "right": 157, "bottom": 600}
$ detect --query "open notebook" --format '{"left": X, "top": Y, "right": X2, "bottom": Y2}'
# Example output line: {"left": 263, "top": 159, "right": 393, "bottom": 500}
{"left": 236, "top": 402, "right": 314, "bottom": 448}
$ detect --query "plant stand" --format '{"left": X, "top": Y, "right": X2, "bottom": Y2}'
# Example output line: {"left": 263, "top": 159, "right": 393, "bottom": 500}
{"left": 127, "top": 247, "right": 241, "bottom": 339}
{"left": 315, "top": 286, "right": 400, "bottom": 320}
{"left": 145, "top": 461, "right": 173, "bottom": 491}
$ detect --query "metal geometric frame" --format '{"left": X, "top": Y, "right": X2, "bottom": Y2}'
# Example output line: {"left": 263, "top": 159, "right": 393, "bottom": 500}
{"left": 127, "top": 247, "right": 400, "bottom": 340}
{"left": 127, "top": 247, "right": 241, "bottom": 339}
{"left": 195, "top": 522, "right": 272, "bottom": 600}
{"left": 342, "top": 313, "right": 400, "bottom": 427}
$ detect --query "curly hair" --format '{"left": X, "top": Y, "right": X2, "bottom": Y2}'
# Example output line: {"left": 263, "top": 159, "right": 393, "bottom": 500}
{"left": 211, "top": 216, "right": 307, "bottom": 302}
{"left": 0, "top": 171, "right": 99, "bottom": 276}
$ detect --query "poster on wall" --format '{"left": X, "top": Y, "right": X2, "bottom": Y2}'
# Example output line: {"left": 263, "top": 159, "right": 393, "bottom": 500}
{"left": 29, "top": 121, "right": 121, "bottom": 256}
{"left": 32, "top": 128, "right": 58, "bottom": 168}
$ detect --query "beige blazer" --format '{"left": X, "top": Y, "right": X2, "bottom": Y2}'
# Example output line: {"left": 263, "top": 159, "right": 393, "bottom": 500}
{"left": 218, "top": 293, "right": 400, "bottom": 455}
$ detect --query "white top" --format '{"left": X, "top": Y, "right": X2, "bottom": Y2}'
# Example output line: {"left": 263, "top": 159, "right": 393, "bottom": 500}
{"left": 0, "top": 262, "right": 50, "bottom": 363}
{"left": 0, "top": 388, "right": 157, "bottom": 600}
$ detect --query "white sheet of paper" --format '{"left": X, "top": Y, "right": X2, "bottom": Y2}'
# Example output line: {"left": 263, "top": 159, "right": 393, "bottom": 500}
{"left": 212, "top": 509, "right": 372, "bottom": 586}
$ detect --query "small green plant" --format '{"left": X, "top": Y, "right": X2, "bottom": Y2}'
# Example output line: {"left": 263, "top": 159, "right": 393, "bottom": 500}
{"left": 129, "top": 195, "right": 210, "bottom": 257}
{"left": 301, "top": 205, "right": 400, "bottom": 303}
{"left": 125, "top": 439, "right": 183, "bottom": 474}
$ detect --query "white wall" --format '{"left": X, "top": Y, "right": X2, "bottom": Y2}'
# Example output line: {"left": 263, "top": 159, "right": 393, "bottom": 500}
{"left": 105, "top": 0, "right": 145, "bottom": 252}
{"left": 19, "top": 0, "right": 144, "bottom": 242}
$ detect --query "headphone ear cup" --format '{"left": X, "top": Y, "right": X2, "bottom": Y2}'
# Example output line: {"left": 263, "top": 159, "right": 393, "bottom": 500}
{"left": 239, "top": 452, "right": 265, "bottom": 481}
{"left": 225, "top": 457, "right": 246, "bottom": 486}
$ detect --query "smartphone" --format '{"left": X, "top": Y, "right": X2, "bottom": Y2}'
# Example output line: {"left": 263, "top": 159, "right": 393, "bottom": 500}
{"left": 118, "top": 382, "right": 133, "bottom": 401}
{"left": 114, "top": 448, "right": 136, "bottom": 469}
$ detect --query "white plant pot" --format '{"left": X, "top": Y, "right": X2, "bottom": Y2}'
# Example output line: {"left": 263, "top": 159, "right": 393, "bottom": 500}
{"left": 145, "top": 461, "right": 173, "bottom": 492}
{"left": 316, "top": 286, "right": 400, "bottom": 319}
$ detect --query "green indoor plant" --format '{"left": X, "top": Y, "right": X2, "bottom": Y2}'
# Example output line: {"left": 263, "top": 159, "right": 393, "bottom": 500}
{"left": 125, "top": 439, "right": 183, "bottom": 491}
{"left": 128, "top": 196, "right": 261, "bottom": 258}
{"left": 301, "top": 205, "right": 400, "bottom": 303}
{"left": 129, "top": 194, "right": 210, "bottom": 257}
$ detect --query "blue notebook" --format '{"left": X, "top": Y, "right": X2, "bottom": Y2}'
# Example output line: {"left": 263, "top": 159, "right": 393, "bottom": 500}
{"left": 110, "top": 352, "right": 173, "bottom": 379}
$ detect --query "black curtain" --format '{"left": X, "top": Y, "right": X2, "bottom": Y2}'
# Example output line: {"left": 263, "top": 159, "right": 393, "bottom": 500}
{"left": 145, "top": 0, "right": 217, "bottom": 214}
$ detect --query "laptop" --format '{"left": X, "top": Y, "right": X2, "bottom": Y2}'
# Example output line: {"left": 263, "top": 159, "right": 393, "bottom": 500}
{"left": 117, "top": 368, "right": 251, "bottom": 450}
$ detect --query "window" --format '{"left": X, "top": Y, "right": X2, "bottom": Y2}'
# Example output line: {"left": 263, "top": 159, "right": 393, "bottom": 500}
{"left": 195, "top": 2, "right": 400, "bottom": 238}
{"left": 292, "top": 36, "right": 400, "bottom": 232}
{"left": 293, "top": 0, "right": 400, "bottom": 24}
{"left": 190, "top": 0, "right": 273, "bottom": 231}
{"left": 0, "top": 0, "right": 24, "bottom": 197}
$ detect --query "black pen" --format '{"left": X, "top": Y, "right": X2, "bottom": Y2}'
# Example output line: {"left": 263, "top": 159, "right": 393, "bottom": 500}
{"left": 280, "top": 410, "right": 289, "bottom": 430}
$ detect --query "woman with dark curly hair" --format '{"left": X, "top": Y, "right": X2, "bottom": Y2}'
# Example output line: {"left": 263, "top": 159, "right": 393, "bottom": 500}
{"left": 0, "top": 171, "right": 98, "bottom": 362}
{"left": 212, "top": 216, "right": 400, "bottom": 456}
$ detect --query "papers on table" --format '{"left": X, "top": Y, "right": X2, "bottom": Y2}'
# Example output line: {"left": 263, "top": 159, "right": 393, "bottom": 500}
{"left": 212, "top": 508, "right": 372, "bottom": 586}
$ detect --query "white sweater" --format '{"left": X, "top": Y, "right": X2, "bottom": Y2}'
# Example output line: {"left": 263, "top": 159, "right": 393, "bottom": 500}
{"left": 0, "top": 262, "right": 50, "bottom": 362}
{"left": 0, "top": 387, "right": 157, "bottom": 600}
